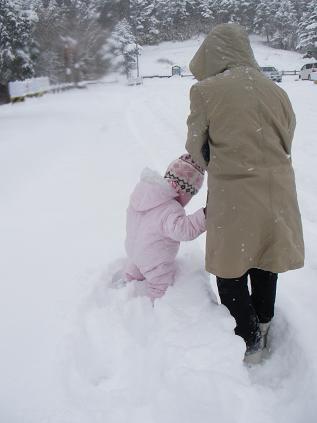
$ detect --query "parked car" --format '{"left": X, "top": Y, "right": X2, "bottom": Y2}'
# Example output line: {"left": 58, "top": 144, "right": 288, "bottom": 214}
{"left": 299, "top": 63, "right": 317, "bottom": 80}
{"left": 260, "top": 66, "right": 282, "bottom": 82}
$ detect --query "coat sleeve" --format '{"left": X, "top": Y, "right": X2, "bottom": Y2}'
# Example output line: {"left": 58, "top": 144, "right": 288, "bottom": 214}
{"left": 186, "top": 84, "right": 209, "bottom": 170}
{"left": 161, "top": 207, "right": 206, "bottom": 242}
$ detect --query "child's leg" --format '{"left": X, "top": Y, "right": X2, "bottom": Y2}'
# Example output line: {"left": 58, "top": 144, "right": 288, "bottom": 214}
{"left": 249, "top": 269, "right": 278, "bottom": 323}
{"left": 147, "top": 274, "right": 174, "bottom": 300}
{"left": 124, "top": 261, "right": 145, "bottom": 282}
{"left": 216, "top": 271, "right": 261, "bottom": 350}
{"left": 146, "top": 265, "right": 176, "bottom": 301}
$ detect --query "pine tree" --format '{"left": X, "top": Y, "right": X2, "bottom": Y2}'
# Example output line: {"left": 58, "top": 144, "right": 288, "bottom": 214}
{"left": 167, "top": 0, "right": 189, "bottom": 40}
{"left": 271, "top": 0, "right": 298, "bottom": 49}
{"left": 32, "top": 1, "right": 65, "bottom": 82}
{"left": 130, "top": 0, "right": 161, "bottom": 44}
{"left": 254, "top": 0, "right": 277, "bottom": 43}
{"left": 235, "top": 0, "right": 257, "bottom": 30}
{"left": 98, "top": 0, "right": 129, "bottom": 31}
{"left": 107, "top": 18, "right": 139, "bottom": 77}
{"left": 212, "top": 0, "right": 236, "bottom": 24}
{"left": 293, "top": 0, "right": 310, "bottom": 20}
{"left": 198, "top": 0, "right": 215, "bottom": 21}
{"left": 0, "top": 0, "right": 35, "bottom": 85}
{"left": 3, "top": 0, "right": 315, "bottom": 89}
{"left": 186, "top": 0, "right": 215, "bottom": 34}
{"left": 33, "top": 0, "right": 109, "bottom": 83}
{"left": 297, "top": 0, "right": 317, "bottom": 54}
{"left": 59, "top": 0, "right": 109, "bottom": 82}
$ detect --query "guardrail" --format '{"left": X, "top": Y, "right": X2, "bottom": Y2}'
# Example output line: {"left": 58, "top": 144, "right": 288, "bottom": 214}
{"left": 8, "top": 77, "right": 50, "bottom": 102}
{"left": 5, "top": 69, "right": 303, "bottom": 104}
{"left": 7, "top": 78, "right": 92, "bottom": 103}
{"left": 0, "top": 78, "right": 119, "bottom": 105}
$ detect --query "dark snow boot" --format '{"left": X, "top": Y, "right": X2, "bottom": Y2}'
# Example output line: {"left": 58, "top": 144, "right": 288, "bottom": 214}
{"left": 259, "top": 321, "right": 271, "bottom": 349}
{"left": 244, "top": 321, "right": 271, "bottom": 364}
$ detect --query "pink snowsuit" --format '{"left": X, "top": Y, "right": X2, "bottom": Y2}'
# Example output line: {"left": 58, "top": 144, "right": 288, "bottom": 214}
{"left": 124, "top": 168, "right": 206, "bottom": 300}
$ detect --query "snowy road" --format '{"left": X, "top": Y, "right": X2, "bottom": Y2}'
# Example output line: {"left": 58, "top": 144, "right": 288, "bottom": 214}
{"left": 1, "top": 64, "right": 317, "bottom": 422}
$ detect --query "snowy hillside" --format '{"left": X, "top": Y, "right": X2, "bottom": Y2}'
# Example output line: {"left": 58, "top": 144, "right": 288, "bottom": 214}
{"left": 1, "top": 37, "right": 317, "bottom": 423}
{"left": 139, "top": 35, "right": 312, "bottom": 76}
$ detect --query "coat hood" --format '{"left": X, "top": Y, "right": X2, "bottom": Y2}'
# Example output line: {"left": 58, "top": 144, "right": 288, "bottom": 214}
{"left": 129, "top": 168, "right": 178, "bottom": 212}
{"left": 189, "top": 24, "right": 260, "bottom": 81}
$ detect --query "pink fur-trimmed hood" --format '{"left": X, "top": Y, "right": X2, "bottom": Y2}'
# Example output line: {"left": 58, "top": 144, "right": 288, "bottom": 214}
{"left": 129, "top": 168, "right": 178, "bottom": 212}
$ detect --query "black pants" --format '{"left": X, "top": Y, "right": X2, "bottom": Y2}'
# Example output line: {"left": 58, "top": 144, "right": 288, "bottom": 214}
{"left": 216, "top": 269, "right": 278, "bottom": 348}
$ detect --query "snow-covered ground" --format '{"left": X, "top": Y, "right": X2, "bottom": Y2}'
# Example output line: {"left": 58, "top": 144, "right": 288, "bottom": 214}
{"left": 1, "top": 37, "right": 317, "bottom": 423}
{"left": 140, "top": 35, "right": 313, "bottom": 76}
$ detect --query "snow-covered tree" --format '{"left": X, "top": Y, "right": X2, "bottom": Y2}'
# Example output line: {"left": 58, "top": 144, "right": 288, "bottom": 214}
{"left": 107, "top": 18, "right": 139, "bottom": 77}
{"left": 271, "top": 0, "right": 298, "bottom": 49}
{"left": 254, "top": 0, "right": 277, "bottom": 43}
{"left": 235, "top": 0, "right": 257, "bottom": 30}
{"left": 32, "top": 1, "right": 64, "bottom": 82}
{"left": 211, "top": 0, "right": 235, "bottom": 24}
{"left": 2, "top": 0, "right": 316, "bottom": 89}
{"left": 166, "top": 1, "right": 189, "bottom": 40}
{"left": 0, "top": 0, "right": 35, "bottom": 85}
{"left": 57, "top": 0, "right": 109, "bottom": 81}
{"left": 129, "top": 0, "right": 161, "bottom": 44}
{"left": 98, "top": 0, "right": 129, "bottom": 31}
{"left": 293, "top": 0, "right": 310, "bottom": 20}
{"left": 186, "top": 0, "right": 215, "bottom": 34}
{"left": 33, "top": 0, "right": 109, "bottom": 83}
{"left": 297, "top": 0, "right": 317, "bottom": 54}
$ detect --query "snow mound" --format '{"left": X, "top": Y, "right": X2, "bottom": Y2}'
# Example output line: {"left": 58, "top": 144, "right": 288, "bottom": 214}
{"left": 63, "top": 247, "right": 254, "bottom": 423}
{"left": 60, "top": 245, "right": 317, "bottom": 423}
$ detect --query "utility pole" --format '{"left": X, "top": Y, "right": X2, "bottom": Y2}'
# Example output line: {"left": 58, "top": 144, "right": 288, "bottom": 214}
{"left": 136, "top": 43, "right": 140, "bottom": 78}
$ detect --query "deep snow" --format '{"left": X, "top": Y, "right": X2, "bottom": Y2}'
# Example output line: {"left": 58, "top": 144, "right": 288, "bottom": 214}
{"left": 1, "top": 37, "right": 317, "bottom": 423}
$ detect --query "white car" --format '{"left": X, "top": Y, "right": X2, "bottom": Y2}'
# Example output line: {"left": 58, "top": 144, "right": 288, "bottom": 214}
{"left": 260, "top": 66, "right": 282, "bottom": 83}
{"left": 299, "top": 62, "right": 317, "bottom": 80}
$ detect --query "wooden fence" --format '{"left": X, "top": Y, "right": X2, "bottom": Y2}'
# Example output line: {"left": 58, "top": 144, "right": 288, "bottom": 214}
{"left": 281, "top": 70, "right": 300, "bottom": 75}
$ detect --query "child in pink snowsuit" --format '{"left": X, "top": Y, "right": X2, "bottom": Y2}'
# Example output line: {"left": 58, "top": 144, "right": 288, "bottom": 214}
{"left": 124, "top": 154, "right": 206, "bottom": 301}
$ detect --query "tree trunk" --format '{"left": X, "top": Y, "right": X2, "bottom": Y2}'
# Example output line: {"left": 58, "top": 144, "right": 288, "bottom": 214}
{"left": 0, "top": 84, "right": 10, "bottom": 105}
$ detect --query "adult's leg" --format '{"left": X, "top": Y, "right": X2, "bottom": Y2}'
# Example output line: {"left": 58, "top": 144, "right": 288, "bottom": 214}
{"left": 249, "top": 269, "right": 278, "bottom": 323}
{"left": 216, "top": 272, "right": 261, "bottom": 349}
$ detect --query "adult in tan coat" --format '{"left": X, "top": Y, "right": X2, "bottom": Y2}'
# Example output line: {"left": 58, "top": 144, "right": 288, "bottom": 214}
{"left": 186, "top": 24, "right": 304, "bottom": 362}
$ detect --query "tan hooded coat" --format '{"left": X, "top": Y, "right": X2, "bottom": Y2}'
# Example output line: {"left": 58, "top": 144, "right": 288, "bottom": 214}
{"left": 186, "top": 24, "right": 304, "bottom": 278}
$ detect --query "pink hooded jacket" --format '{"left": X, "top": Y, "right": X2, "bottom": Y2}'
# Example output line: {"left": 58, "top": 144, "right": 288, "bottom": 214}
{"left": 124, "top": 168, "right": 206, "bottom": 299}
